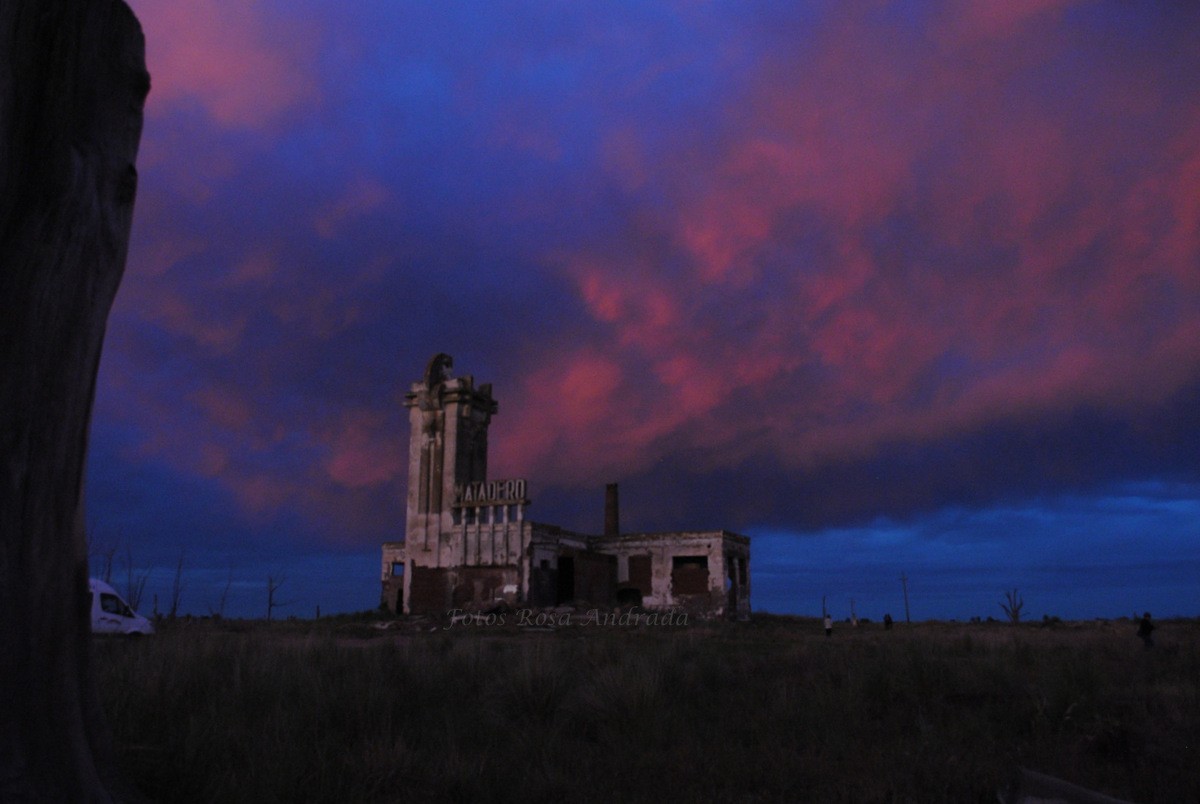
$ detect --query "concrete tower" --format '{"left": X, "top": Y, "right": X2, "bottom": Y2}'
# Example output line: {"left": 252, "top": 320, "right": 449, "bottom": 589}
{"left": 404, "top": 353, "right": 497, "bottom": 549}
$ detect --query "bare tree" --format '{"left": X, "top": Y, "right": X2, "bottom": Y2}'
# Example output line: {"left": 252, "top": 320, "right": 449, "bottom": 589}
{"left": 88, "top": 529, "right": 118, "bottom": 583}
{"left": 100, "top": 543, "right": 118, "bottom": 584}
{"left": 210, "top": 565, "right": 234, "bottom": 619}
{"left": 0, "top": 2, "right": 148, "bottom": 799}
{"left": 168, "top": 548, "right": 186, "bottom": 620}
{"left": 1000, "top": 588, "right": 1025, "bottom": 625}
{"left": 267, "top": 573, "right": 291, "bottom": 621}
{"left": 123, "top": 542, "right": 149, "bottom": 612}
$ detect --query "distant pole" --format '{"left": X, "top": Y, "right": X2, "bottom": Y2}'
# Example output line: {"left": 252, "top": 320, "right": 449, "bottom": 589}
{"left": 900, "top": 573, "right": 911, "bottom": 624}
{"left": 822, "top": 594, "right": 827, "bottom": 618}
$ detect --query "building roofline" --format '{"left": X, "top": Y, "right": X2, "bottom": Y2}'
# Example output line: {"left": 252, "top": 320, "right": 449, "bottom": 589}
{"left": 594, "top": 529, "right": 749, "bottom": 543}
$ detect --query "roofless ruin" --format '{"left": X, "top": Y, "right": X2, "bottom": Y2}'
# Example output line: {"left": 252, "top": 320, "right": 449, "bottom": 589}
{"left": 381, "top": 354, "right": 751, "bottom": 617}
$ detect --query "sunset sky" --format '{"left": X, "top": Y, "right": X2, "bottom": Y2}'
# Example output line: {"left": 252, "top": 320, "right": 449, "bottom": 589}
{"left": 88, "top": 1, "right": 1200, "bottom": 620}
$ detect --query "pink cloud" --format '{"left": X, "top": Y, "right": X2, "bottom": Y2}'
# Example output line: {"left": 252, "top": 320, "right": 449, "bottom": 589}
{"left": 574, "top": 261, "right": 680, "bottom": 345}
{"left": 507, "top": 2, "right": 1200, "bottom": 488}
{"left": 313, "top": 178, "right": 391, "bottom": 240}
{"left": 105, "top": 367, "right": 407, "bottom": 533}
{"left": 233, "top": 474, "right": 294, "bottom": 516}
{"left": 222, "top": 252, "right": 280, "bottom": 288}
{"left": 100, "top": 2, "right": 1200, "bottom": 541}
{"left": 196, "top": 442, "right": 231, "bottom": 478}
{"left": 493, "top": 350, "right": 644, "bottom": 483}
{"left": 130, "top": 0, "right": 319, "bottom": 128}
{"left": 324, "top": 410, "right": 405, "bottom": 489}
{"left": 189, "top": 387, "right": 253, "bottom": 432}
{"left": 600, "top": 126, "right": 649, "bottom": 192}
{"left": 932, "top": 0, "right": 1073, "bottom": 45}
{"left": 150, "top": 293, "right": 248, "bottom": 354}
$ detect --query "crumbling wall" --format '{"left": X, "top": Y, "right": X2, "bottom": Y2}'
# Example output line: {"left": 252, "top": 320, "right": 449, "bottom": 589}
{"left": 570, "top": 550, "right": 616, "bottom": 607}
{"left": 617, "top": 553, "right": 652, "bottom": 604}
{"left": 529, "top": 562, "right": 557, "bottom": 607}
{"left": 669, "top": 553, "right": 724, "bottom": 614}
{"left": 380, "top": 542, "right": 405, "bottom": 612}
{"left": 409, "top": 566, "right": 451, "bottom": 613}
{"left": 724, "top": 546, "right": 751, "bottom": 617}
{"left": 451, "top": 566, "right": 519, "bottom": 608}
{"left": 593, "top": 531, "right": 751, "bottom": 616}
{"left": 671, "top": 555, "right": 709, "bottom": 595}
{"left": 405, "top": 564, "right": 521, "bottom": 614}
{"left": 381, "top": 575, "right": 403, "bottom": 613}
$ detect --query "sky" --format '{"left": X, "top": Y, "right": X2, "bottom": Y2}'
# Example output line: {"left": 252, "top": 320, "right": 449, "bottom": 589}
{"left": 86, "top": 0, "right": 1200, "bottom": 621}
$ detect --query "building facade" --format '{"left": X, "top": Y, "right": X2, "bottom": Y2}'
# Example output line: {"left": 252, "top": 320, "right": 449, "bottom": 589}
{"left": 381, "top": 354, "right": 750, "bottom": 617}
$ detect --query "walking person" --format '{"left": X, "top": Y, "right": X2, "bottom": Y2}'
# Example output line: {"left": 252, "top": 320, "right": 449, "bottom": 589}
{"left": 1137, "top": 612, "right": 1155, "bottom": 649}
{"left": 823, "top": 613, "right": 832, "bottom": 637}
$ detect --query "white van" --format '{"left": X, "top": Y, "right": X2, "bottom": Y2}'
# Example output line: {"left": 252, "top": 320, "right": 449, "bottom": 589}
{"left": 89, "top": 578, "right": 155, "bottom": 635}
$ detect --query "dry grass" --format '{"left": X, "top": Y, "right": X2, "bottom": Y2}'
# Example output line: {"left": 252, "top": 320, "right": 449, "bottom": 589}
{"left": 93, "top": 614, "right": 1200, "bottom": 802}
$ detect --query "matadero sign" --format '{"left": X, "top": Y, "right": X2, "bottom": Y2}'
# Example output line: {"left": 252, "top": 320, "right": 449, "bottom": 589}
{"left": 453, "top": 479, "right": 529, "bottom": 507}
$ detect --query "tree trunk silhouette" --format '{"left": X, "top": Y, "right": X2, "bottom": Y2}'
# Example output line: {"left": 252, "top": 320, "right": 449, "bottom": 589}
{"left": 0, "top": 1, "right": 148, "bottom": 800}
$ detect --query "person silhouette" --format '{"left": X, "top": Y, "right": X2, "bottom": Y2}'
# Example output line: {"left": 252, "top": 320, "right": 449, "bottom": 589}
{"left": 1136, "top": 612, "right": 1155, "bottom": 649}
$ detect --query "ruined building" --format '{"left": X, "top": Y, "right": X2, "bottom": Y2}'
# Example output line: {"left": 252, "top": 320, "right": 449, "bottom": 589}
{"left": 381, "top": 354, "right": 751, "bottom": 617}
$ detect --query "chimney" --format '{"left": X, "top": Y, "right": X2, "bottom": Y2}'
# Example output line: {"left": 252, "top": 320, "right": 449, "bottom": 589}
{"left": 604, "top": 483, "right": 619, "bottom": 537}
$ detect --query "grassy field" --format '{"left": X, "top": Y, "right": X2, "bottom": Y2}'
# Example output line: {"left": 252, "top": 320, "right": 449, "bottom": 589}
{"left": 94, "top": 613, "right": 1199, "bottom": 803}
